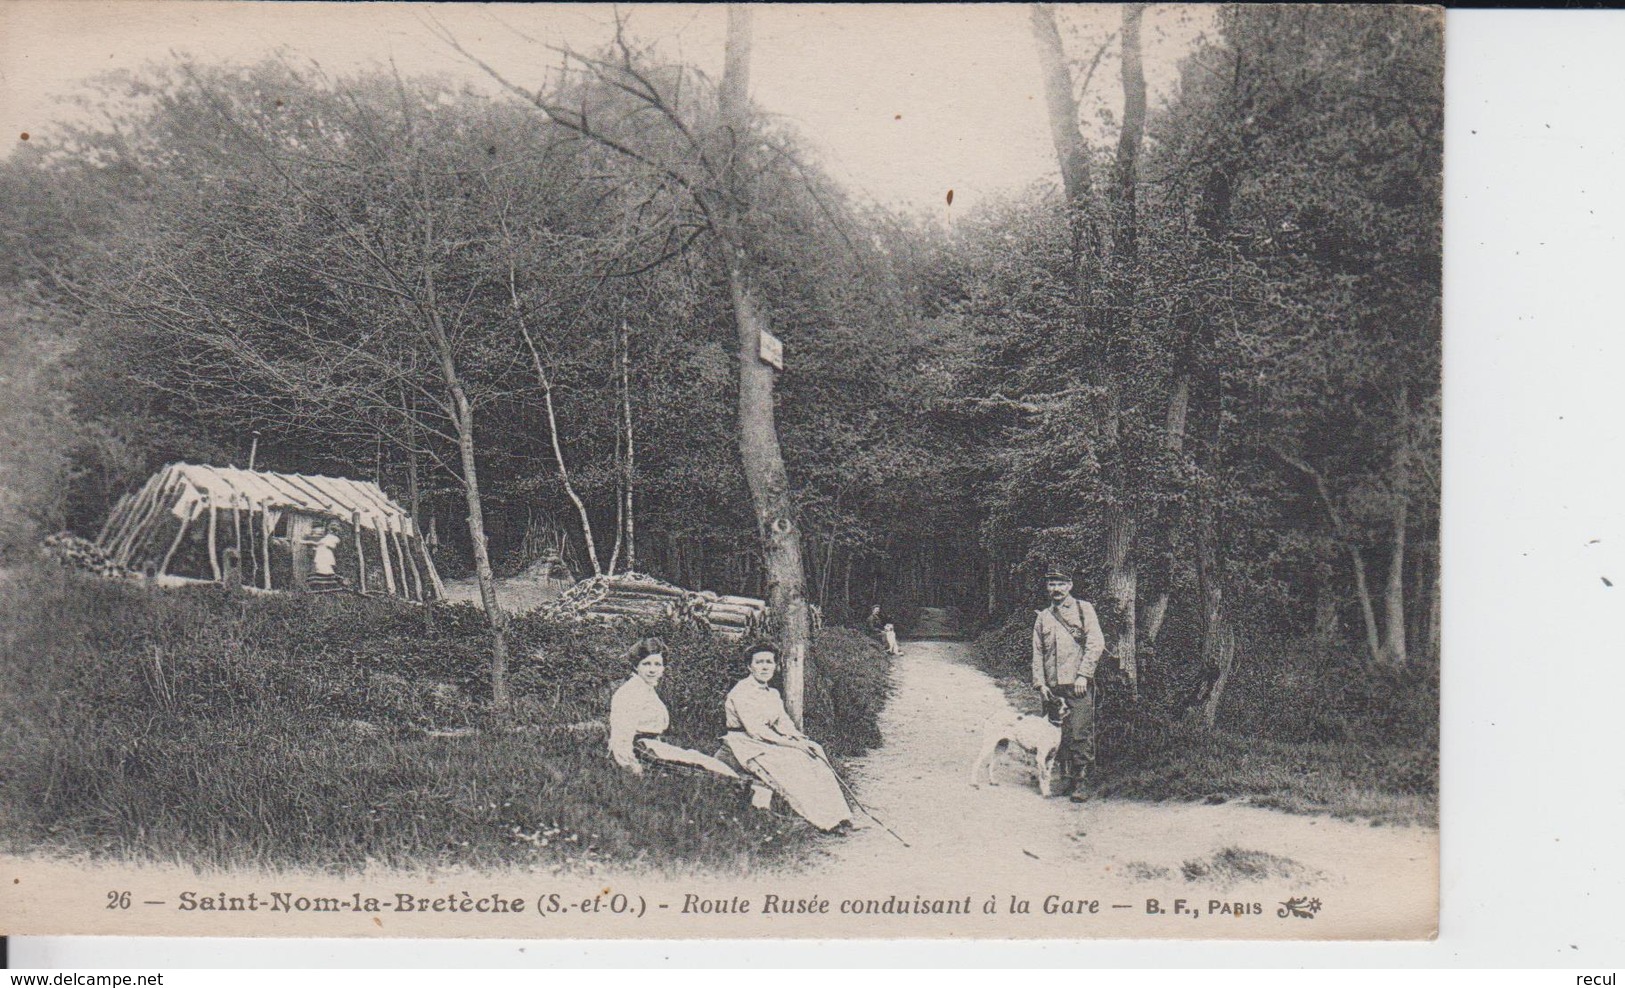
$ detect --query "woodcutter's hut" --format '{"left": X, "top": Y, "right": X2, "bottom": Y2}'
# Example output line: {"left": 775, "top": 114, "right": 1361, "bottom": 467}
{"left": 95, "top": 463, "right": 443, "bottom": 602}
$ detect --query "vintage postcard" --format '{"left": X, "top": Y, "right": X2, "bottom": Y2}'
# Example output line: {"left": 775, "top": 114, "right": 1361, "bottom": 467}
{"left": 0, "top": 2, "right": 1439, "bottom": 940}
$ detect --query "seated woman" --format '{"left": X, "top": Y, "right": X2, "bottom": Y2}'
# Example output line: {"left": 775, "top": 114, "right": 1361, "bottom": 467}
{"left": 607, "top": 637, "right": 740, "bottom": 780}
{"left": 721, "top": 643, "right": 854, "bottom": 832}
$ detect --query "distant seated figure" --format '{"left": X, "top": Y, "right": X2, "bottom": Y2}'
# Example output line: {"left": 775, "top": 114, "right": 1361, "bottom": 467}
{"left": 866, "top": 604, "right": 903, "bottom": 656}
{"left": 304, "top": 526, "right": 346, "bottom": 591}
{"left": 720, "top": 643, "right": 854, "bottom": 832}
{"left": 607, "top": 637, "right": 740, "bottom": 780}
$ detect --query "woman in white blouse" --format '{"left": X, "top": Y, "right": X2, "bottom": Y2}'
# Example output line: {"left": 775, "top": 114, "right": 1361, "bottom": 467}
{"left": 721, "top": 643, "right": 854, "bottom": 831}
{"left": 607, "top": 637, "right": 739, "bottom": 780}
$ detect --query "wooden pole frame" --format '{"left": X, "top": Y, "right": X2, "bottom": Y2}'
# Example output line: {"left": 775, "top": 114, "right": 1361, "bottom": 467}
{"left": 353, "top": 510, "right": 368, "bottom": 595}
{"left": 244, "top": 494, "right": 257, "bottom": 588}
{"left": 420, "top": 541, "right": 445, "bottom": 599}
{"left": 105, "top": 474, "right": 158, "bottom": 554}
{"left": 127, "top": 471, "right": 189, "bottom": 570}
{"left": 98, "top": 492, "right": 135, "bottom": 545}
{"left": 115, "top": 472, "right": 172, "bottom": 567}
{"left": 261, "top": 501, "right": 274, "bottom": 590}
{"left": 390, "top": 527, "right": 412, "bottom": 600}
{"left": 205, "top": 494, "right": 221, "bottom": 583}
{"left": 401, "top": 527, "right": 426, "bottom": 602}
{"left": 377, "top": 523, "right": 397, "bottom": 596}
{"left": 157, "top": 507, "right": 193, "bottom": 577}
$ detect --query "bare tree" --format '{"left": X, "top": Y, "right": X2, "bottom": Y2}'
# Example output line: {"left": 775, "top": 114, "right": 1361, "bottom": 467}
{"left": 438, "top": 5, "right": 816, "bottom": 721}
{"left": 1029, "top": 3, "right": 1151, "bottom": 696}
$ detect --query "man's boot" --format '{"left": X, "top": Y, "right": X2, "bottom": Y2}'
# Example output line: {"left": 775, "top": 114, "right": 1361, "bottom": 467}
{"left": 1068, "top": 770, "right": 1091, "bottom": 803}
{"left": 1049, "top": 752, "right": 1075, "bottom": 798}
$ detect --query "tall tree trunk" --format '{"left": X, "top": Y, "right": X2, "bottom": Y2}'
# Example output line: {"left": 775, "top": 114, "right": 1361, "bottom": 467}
{"left": 1104, "top": 501, "right": 1139, "bottom": 692}
{"left": 819, "top": 530, "right": 837, "bottom": 610}
{"left": 1140, "top": 370, "right": 1189, "bottom": 656}
{"left": 1383, "top": 501, "right": 1408, "bottom": 667}
{"left": 1112, "top": 4, "right": 1148, "bottom": 269}
{"left": 451, "top": 402, "right": 509, "bottom": 707}
{"left": 402, "top": 388, "right": 421, "bottom": 533}
{"left": 1195, "top": 507, "right": 1237, "bottom": 728}
{"left": 424, "top": 241, "right": 507, "bottom": 708}
{"left": 1029, "top": 4, "right": 1096, "bottom": 276}
{"left": 720, "top": 4, "right": 812, "bottom": 725}
{"left": 1350, "top": 545, "right": 1383, "bottom": 666}
{"left": 1200, "top": 615, "right": 1237, "bottom": 728}
{"left": 619, "top": 318, "right": 636, "bottom": 573}
{"left": 1378, "top": 518, "right": 1408, "bottom": 661}
{"left": 511, "top": 269, "right": 603, "bottom": 576}
{"left": 986, "top": 542, "right": 998, "bottom": 618}
{"left": 1109, "top": 5, "right": 1147, "bottom": 696}
{"left": 1030, "top": 4, "right": 1147, "bottom": 697}
{"left": 1381, "top": 385, "right": 1411, "bottom": 667}
{"left": 1284, "top": 451, "right": 1386, "bottom": 668}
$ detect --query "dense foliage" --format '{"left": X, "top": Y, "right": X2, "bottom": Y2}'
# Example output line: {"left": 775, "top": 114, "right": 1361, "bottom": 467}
{"left": 0, "top": 5, "right": 1440, "bottom": 732}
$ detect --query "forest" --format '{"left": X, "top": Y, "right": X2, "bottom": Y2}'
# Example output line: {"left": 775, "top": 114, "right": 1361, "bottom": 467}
{"left": 0, "top": 5, "right": 1440, "bottom": 741}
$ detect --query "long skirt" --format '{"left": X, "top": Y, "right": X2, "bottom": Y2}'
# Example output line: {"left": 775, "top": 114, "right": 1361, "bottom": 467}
{"left": 720, "top": 732, "right": 852, "bottom": 831}
{"left": 636, "top": 737, "right": 741, "bottom": 780}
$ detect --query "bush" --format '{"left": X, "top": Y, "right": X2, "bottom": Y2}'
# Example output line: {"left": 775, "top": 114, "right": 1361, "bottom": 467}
{"left": 0, "top": 566, "right": 891, "bottom": 870}
{"left": 968, "top": 607, "right": 1437, "bottom": 824}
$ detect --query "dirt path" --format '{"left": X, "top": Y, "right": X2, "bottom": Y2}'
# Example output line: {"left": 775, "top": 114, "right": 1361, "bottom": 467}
{"left": 802, "top": 635, "right": 1438, "bottom": 901}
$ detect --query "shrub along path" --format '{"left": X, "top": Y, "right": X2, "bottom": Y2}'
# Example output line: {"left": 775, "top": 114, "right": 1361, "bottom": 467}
{"left": 802, "top": 637, "right": 1439, "bottom": 903}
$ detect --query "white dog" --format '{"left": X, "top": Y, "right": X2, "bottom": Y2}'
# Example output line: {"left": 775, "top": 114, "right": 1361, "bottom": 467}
{"left": 968, "top": 713, "right": 1063, "bottom": 796}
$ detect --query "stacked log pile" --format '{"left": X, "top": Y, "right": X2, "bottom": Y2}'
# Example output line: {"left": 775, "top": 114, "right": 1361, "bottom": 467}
{"left": 41, "top": 532, "right": 131, "bottom": 577}
{"left": 544, "top": 572, "right": 769, "bottom": 640}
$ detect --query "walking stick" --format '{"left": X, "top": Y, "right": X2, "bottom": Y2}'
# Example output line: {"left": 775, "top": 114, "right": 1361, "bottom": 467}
{"left": 814, "top": 749, "right": 910, "bottom": 847}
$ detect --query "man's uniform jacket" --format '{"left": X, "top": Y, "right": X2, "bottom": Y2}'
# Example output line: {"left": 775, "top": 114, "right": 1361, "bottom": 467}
{"left": 1031, "top": 596, "right": 1106, "bottom": 689}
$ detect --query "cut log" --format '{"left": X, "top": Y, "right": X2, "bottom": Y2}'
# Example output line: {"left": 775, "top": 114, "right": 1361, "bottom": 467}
{"left": 588, "top": 602, "right": 674, "bottom": 616}
{"left": 603, "top": 582, "right": 686, "bottom": 599}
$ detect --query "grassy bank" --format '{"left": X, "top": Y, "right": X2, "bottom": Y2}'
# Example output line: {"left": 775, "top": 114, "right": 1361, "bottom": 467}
{"left": 0, "top": 565, "right": 892, "bottom": 872}
{"left": 973, "top": 613, "right": 1437, "bottom": 826}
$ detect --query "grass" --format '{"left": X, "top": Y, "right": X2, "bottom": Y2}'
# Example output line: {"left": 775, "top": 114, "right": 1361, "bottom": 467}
{"left": 1179, "top": 847, "right": 1306, "bottom": 885}
{"left": 972, "top": 612, "right": 1438, "bottom": 827}
{"left": 0, "top": 564, "right": 893, "bottom": 873}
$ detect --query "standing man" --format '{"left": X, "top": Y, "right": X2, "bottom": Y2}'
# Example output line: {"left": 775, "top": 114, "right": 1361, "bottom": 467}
{"left": 1032, "top": 567, "right": 1106, "bottom": 802}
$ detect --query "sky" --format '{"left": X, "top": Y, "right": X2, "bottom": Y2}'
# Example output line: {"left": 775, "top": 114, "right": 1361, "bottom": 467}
{"left": 1, "top": 2, "right": 1210, "bottom": 216}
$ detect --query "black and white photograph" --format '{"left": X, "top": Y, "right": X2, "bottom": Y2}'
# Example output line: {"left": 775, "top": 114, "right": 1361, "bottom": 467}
{"left": 0, "top": 2, "right": 1441, "bottom": 940}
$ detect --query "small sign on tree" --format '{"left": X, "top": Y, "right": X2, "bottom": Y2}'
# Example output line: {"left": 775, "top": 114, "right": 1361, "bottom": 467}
{"left": 758, "top": 328, "right": 784, "bottom": 371}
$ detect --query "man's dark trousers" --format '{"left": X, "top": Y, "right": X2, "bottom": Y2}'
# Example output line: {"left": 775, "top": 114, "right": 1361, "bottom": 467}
{"left": 1054, "top": 681, "right": 1096, "bottom": 791}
